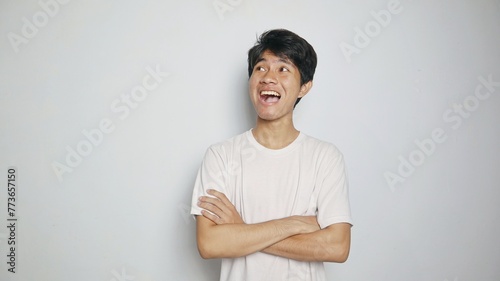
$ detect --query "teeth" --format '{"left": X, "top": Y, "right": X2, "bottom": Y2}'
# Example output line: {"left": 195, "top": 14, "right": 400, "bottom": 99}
{"left": 261, "top": 91, "right": 280, "bottom": 97}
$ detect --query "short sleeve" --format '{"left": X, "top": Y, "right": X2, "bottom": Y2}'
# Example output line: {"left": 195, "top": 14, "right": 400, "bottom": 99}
{"left": 316, "top": 148, "right": 353, "bottom": 229}
{"left": 190, "top": 146, "right": 229, "bottom": 216}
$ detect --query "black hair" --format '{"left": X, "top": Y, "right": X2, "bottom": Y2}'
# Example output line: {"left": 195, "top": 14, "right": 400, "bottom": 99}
{"left": 247, "top": 29, "right": 317, "bottom": 106}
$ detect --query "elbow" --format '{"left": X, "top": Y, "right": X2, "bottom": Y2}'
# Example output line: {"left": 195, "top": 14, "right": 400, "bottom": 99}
{"left": 196, "top": 225, "right": 221, "bottom": 259}
{"left": 198, "top": 250, "right": 215, "bottom": 260}
{"left": 197, "top": 241, "right": 219, "bottom": 259}
{"left": 334, "top": 248, "right": 350, "bottom": 263}
{"left": 197, "top": 238, "right": 234, "bottom": 259}
{"left": 197, "top": 246, "right": 211, "bottom": 259}
{"left": 198, "top": 243, "right": 243, "bottom": 259}
{"left": 323, "top": 243, "right": 350, "bottom": 263}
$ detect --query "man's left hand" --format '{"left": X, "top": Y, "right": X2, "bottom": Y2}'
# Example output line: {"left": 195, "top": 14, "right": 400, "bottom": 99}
{"left": 198, "top": 189, "right": 244, "bottom": 225}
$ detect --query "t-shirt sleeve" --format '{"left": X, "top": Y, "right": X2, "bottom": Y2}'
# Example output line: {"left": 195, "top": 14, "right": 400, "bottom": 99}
{"left": 316, "top": 147, "right": 353, "bottom": 229}
{"left": 190, "top": 146, "right": 228, "bottom": 216}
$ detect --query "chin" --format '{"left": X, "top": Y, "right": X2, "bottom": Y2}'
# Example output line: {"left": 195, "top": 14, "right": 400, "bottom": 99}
{"left": 257, "top": 113, "right": 280, "bottom": 122}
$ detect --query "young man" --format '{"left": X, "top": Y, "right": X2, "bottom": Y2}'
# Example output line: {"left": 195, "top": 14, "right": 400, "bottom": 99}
{"left": 191, "top": 29, "right": 352, "bottom": 281}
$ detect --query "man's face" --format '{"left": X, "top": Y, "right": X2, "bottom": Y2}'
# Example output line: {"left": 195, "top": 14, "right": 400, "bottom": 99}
{"left": 248, "top": 50, "right": 311, "bottom": 122}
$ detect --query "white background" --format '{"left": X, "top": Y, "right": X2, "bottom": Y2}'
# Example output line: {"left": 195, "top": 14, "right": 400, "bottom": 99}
{"left": 1, "top": 0, "right": 500, "bottom": 280}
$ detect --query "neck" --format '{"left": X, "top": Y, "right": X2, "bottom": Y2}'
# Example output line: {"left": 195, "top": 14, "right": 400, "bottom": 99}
{"left": 252, "top": 117, "right": 300, "bottom": 149}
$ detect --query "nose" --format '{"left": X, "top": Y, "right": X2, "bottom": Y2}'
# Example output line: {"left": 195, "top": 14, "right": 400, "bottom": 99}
{"left": 261, "top": 70, "right": 277, "bottom": 84}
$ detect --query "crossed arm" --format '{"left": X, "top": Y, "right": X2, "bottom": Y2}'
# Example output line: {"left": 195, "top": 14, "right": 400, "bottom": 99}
{"left": 196, "top": 189, "right": 351, "bottom": 262}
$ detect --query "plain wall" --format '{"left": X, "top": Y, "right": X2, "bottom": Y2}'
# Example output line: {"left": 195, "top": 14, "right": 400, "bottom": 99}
{"left": 1, "top": 0, "right": 499, "bottom": 280}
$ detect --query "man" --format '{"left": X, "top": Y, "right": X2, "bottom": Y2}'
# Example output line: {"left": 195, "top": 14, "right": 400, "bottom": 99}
{"left": 191, "top": 29, "right": 352, "bottom": 281}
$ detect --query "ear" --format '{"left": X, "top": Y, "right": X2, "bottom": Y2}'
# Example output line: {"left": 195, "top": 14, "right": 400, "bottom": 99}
{"left": 298, "top": 80, "right": 313, "bottom": 98}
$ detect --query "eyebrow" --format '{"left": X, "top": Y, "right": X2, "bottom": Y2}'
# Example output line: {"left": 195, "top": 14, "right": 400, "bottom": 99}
{"left": 255, "top": 56, "right": 293, "bottom": 65}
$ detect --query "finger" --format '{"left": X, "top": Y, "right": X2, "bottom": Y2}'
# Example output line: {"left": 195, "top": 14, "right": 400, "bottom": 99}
{"left": 201, "top": 210, "right": 223, "bottom": 224}
{"left": 203, "top": 190, "right": 243, "bottom": 224}
{"left": 207, "top": 189, "right": 233, "bottom": 207}
{"left": 198, "top": 199, "right": 224, "bottom": 218}
{"left": 199, "top": 196, "right": 225, "bottom": 211}
{"left": 198, "top": 197, "right": 235, "bottom": 224}
{"left": 200, "top": 195, "right": 233, "bottom": 215}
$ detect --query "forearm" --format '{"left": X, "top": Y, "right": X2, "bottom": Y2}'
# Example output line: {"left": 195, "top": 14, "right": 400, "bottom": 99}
{"left": 196, "top": 216, "right": 310, "bottom": 259}
{"left": 262, "top": 224, "right": 351, "bottom": 262}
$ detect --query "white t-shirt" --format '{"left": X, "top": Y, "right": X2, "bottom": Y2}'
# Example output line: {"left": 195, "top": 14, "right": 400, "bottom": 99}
{"left": 191, "top": 129, "right": 352, "bottom": 281}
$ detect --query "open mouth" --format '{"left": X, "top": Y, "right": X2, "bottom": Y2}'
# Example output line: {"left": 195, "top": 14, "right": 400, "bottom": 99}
{"left": 260, "top": 91, "right": 281, "bottom": 103}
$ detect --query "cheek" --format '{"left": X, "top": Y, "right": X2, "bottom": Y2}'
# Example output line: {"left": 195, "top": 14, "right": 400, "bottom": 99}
{"left": 249, "top": 73, "right": 258, "bottom": 83}
{"left": 248, "top": 77, "right": 260, "bottom": 92}
{"left": 285, "top": 79, "right": 302, "bottom": 93}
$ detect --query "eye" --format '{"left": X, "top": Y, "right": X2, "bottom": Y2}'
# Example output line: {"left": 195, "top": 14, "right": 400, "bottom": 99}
{"left": 255, "top": 66, "right": 265, "bottom": 72}
{"left": 280, "top": 67, "right": 289, "bottom": 72}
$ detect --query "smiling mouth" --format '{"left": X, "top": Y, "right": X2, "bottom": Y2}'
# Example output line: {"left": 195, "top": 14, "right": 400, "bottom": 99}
{"left": 260, "top": 91, "right": 281, "bottom": 103}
